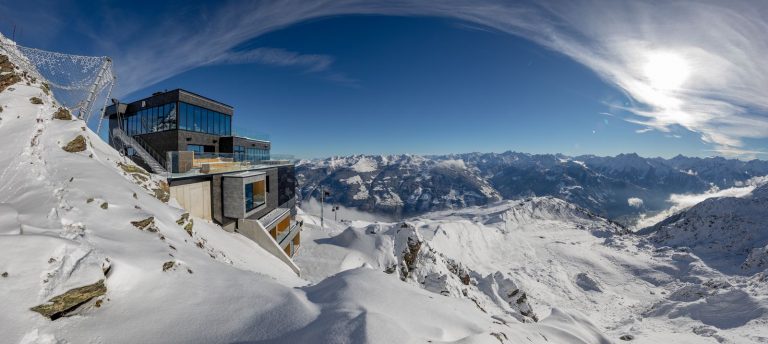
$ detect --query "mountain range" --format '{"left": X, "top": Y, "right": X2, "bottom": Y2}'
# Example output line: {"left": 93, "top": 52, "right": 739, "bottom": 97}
{"left": 296, "top": 152, "right": 768, "bottom": 223}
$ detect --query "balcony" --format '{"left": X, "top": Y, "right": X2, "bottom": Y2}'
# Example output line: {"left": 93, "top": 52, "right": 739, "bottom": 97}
{"left": 167, "top": 151, "right": 295, "bottom": 179}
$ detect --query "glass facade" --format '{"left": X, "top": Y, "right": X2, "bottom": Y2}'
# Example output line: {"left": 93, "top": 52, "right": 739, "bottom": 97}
{"left": 244, "top": 180, "right": 266, "bottom": 211}
{"left": 234, "top": 145, "right": 245, "bottom": 161}
{"left": 178, "top": 102, "right": 231, "bottom": 136}
{"left": 121, "top": 102, "right": 232, "bottom": 137}
{"left": 122, "top": 102, "right": 177, "bottom": 136}
{"left": 246, "top": 147, "right": 270, "bottom": 161}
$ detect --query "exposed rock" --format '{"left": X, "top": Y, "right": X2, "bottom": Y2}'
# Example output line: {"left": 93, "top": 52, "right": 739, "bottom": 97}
{"left": 1, "top": 272, "right": 7, "bottom": 278}
{"left": 0, "top": 54, "right": 22, "bottom": 93}
{"left": 29, "top": 97, "right": 43, "bottom": 104}
{"left": 153, "top": 181, "right": 170, "bottom": 203}
{"left": 100, "top": 202, "right": 108, "bottom": 210}
{"left": 184, "top": 219, "right": 194, "bottom": 237}
{"left": 131, "top": 216, "right": 158, "bottom": 232}
{"left": 176, "top": 213, "right": 190, "bottom": 225}
{"left": 52, "top": 107, "right": 72, "bottom": 120}
{"left": 132, "top": 174, "right": 148, "bottom": 183}
{"left": 162, "top": 261, "right": 175, "bottom": 271}
{"left": 118, "top": 162, "right": 148, "bottom": 175}
{"left": 620, "top": 334, "right": 635, "bottom": 341}
{"left": 490, "top": 332, "right": 508, "bottom": 343}
{"left": 398, "top": 228, "right": 422, "bottom": 280}
{"left": 575, "top": 272, "right": 602, "bottom": 292}
{"left": 30, "top": 280, "right": 106, "bottom": 320}
{"left": 62, "top": 135, "right": 87, "bottom": 153}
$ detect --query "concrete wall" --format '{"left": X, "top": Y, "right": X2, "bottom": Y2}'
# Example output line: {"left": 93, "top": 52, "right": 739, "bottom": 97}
{"left": 177, "top": 130, "right": 222, "bottom": 153}
{"left": 211, "top": 175, "right": 236, "bottom": 231}
{"left": 237, "top": 218, "right": 300, "bottom": 276}
{"left": 170, "top": 181, "right": 212, "bottom": 220}
{"left": 222, "top": 172, "right": 268, "bottom": 218}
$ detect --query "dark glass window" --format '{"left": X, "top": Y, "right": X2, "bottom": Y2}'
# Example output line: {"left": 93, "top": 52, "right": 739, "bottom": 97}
{"left": 213, "top": 112, "right": 219, "bottom": 135}
{"left": 234, "top": 145, "right": 245, "bottom": 161}
{"left": 154, "top": 106, "right": 160, "bottom": 131}
{"left": 186, "top": 103, "right": 193, "bottom": 131}
{"left": 170, "top": 103, "right": 177, "bottom": 130}
{"left": 187, "top": 144, "right": 204, "bottom": 154}
{"left": 179, "top": 103, "right": 187, "bottom": 130}
{"left": 206, "top": 110, "right": 212, "bottom": 134}
{"left": 194, "top": 107, "right": 202, "bottom": 132}
{"left": 220, "top": 114, "right": 225, "bottom": 135}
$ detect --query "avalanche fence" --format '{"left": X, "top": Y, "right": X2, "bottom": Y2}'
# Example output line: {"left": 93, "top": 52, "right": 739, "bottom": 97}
{"left": 0, "top": 39, "right": 116, "bottom": 132}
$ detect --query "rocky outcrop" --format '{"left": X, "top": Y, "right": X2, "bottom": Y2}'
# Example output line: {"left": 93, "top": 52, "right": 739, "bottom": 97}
{"left": 52, "top": 107, "right": 72, "bottom": 120}
{"left": 63, "top": 135, "right": 87, "bottom": 153}
{"left": 0, "top": 54, "right": 21, "bottom": 93}
{"left": 392, "top": 222, "right": 538, "bottom": 322}
{"left": 30, "top": 280, "right": 106, "bottom": 320}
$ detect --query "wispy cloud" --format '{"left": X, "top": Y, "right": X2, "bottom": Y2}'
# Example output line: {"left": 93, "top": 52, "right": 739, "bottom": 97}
{"left": 84, "top": 0, "right": 768, "bottom": 158}
{"left": 211, "top": 47, "right": 333, "bottom": 72}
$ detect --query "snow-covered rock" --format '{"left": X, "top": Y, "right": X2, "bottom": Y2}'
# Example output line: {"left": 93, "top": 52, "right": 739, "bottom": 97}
{"left": 644, "top": 184, "right": 768, "bottom": 274}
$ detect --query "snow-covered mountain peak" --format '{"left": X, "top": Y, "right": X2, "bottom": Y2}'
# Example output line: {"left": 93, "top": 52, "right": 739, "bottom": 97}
{"left": 645, "top": 181, "right": 768, "bottom": 274}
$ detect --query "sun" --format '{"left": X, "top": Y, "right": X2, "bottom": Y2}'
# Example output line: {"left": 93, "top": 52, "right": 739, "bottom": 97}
{"left": 643, "top": 52, "right": 690, "bottom": 91}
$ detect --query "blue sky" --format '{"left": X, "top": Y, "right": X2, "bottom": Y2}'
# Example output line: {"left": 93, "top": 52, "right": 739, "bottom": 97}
{"left": 1, "top": 0, "right": 766, "bottom": 159}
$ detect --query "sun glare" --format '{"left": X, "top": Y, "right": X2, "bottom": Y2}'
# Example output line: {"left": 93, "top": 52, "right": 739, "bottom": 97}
{"left": 643, "top": 52, "right": 690, "bottom": 91}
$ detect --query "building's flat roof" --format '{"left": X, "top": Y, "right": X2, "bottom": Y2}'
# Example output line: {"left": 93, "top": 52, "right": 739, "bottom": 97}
{"left": 177, "top": 89, "right": 233, "bottom": 109}
{"left": 222, "top": 170, "right": 266, "bottom": 178}
{"left": 106, "top": 88, "right": 234, "bottom": 117}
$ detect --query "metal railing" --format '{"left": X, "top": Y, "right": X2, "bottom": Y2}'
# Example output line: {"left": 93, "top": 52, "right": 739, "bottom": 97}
{"left": 111, "top": 128, "right": 167, "bottom": 174}
{"left": 166, "top": 151, "right": 295, "bottom": 178}
{"left": 132, "top": 134, "right": 167, "bottom": 170}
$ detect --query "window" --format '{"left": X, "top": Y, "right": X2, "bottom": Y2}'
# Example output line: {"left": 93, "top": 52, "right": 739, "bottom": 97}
{"left": 244, "top": 179, "right": 266, "bottom": 212}
{"left": 179, "top": 103, "right": 187, "bottom": 130}
{"left": 187, "top": 144, "right": 204, "bottom": 155}
{"left": 175, "top": 102, "right": 231, "bottom": 136}
{"left": 169, "top": 103, "right": 177, "bottom": 130}
{"left": 212, "top": 112, "right": 219, "bottom": 135}
{"left": 208, "top": 110, "right": 214, "bottom": 134}
{"left": 194, "top": 107, "right": 202, "bottom": 132}
{"left": 234, "top": 145, "right": 245, "bottom": 161}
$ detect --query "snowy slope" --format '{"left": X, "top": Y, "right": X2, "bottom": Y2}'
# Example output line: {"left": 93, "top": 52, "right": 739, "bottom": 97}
{"left": 296, "top": 197, "right": 768, "bottom": 343}
{"left": 644, "top": 184, "right": 768, "bottom": 274}
{"left": 0, "top": 36, "right": 612, "bottom": 344}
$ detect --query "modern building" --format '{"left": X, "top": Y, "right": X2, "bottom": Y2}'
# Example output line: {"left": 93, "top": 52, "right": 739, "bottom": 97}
{"left": 105, "top": 89, "right": 301, "bottom": 275}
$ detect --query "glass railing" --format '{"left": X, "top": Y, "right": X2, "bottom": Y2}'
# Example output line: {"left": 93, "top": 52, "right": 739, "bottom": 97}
{"left": 166, "top": 151, "right": 296, "bottom": 178}
{"left": 231, "top": 127, "right": 271, "bottom": 142}
{"left": 276, "top": 221, "right": 300, "bottom": 246}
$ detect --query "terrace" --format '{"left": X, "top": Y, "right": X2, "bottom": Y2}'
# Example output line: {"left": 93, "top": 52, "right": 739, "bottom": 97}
{"left": 166, "top": 151, "right": 295, "bottom": 179}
